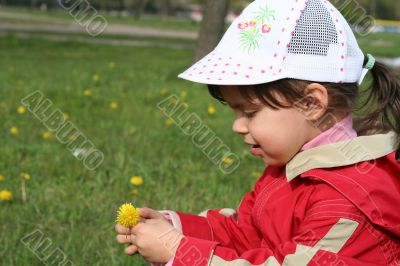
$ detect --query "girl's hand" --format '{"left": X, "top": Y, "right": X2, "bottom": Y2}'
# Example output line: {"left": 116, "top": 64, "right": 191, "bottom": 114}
{"left": 115, "top": 208, "right": 181, "bottom": 263}
{"left": 131, "top": 208, "right": 183, "bottom": 263}
{"left": 116, "top": 223, "right": 139, "bottom": 255}
{"left": 115, "top": 208, "right": 164, "bottom": 255}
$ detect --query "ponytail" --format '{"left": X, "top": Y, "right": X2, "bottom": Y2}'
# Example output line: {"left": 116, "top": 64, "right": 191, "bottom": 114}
{"left": 355, "top": 57, "right": 400, "bottom": 161}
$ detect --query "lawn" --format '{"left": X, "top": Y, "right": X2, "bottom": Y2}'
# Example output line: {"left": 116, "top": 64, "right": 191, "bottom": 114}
{"left": 357, "top": 32, "right": 400, "bottom": 57}
{"left": 0, "top": 6, "right": 201, "bottom": 32}
{"left": 0, "top": 35, "right": 262, "bottom": 265}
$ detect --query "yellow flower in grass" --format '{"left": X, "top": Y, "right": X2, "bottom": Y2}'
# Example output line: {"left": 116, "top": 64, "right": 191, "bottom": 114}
{"left": 169, "top": 97, "right": 177, "bottom": 104}
{"left": 116, "top": 203, "right": 141, "bottom": 227}
{"left": 164, "top": 118, "right": 174, "bottom": 126}
{"left": 20, "top": 172, "right": 30, "bottom": 181}
{"left": 160, "top": 88, "right": 169, "bottom": 95}
{"left": 222, "top": 156, "right": 234, "bottom": 165}
{"left": 0, "top": 175, "right": 4, "bottom": 181}
{"left": 208, "top": 104, "right": 216, "bottom": 115}
{"left": 180, "top": 91, "right": 187, "bottom": 98}
{"left": 0, "top": 189, "right": 12, "bottom": 201}
{"left": 92, "top": 74, "right": 100, "bottom": 82}
{"left": 17, "top": 105, "right": 26, "bottom": 114}
{"left": 10, "top": 126, "right": 19, "bottom": 135}
{"left": 131, "top": 189, "right": 139, "bottom": 196}
{"left": 251, "top": 171, "right": 262, "bottom": 177}
{"left": 83, "top": 89, "right": 92, "bottom": 96}
{"left": 108, "top": 62, "right": 116, "bottom": 69}
{"left": 130, "top": 176, "right": 143, "bottom": 186}
{"left": 110, "top": 101, "right": 119, "bottom": 110}
{"left": 63, "top": 113, "right": 70, "bottom": 120}
{"left": 42, "top": 131, "right": 53, "bottom": 140}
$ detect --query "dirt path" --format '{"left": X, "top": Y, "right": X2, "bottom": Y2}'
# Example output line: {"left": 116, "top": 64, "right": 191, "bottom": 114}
{"left": 0, "top": 31, "right": 194, "bottom": 49}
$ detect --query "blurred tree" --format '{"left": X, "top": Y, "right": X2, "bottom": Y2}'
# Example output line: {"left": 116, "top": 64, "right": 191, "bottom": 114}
{"left": 194, "top": 0, "right": 229, "bottom": 61}
{"left": 30, "top": 0, "right": 36, "bottom": 8}
{"left": 132, "top": 0, "right": 148, "bottom": 19}
{"left": 396, "top": 1, "right": 400, "bottom": 20}
{"left": 159, "top": 0, "right": 172, "bottom": 18}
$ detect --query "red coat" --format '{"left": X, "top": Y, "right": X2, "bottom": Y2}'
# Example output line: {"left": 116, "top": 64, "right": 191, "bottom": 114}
{"left": 167, "top": 134, "right": 400, "bottom": 265}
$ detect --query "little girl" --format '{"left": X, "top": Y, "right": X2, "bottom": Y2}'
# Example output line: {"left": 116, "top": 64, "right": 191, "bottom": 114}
{"left": 116, "top": 0, "right": 400, "bottom": 265}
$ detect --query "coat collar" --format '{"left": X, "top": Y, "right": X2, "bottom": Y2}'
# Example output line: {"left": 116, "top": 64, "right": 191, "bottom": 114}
{"left": 285, "top": 132, "right": 398, "bottom": 181}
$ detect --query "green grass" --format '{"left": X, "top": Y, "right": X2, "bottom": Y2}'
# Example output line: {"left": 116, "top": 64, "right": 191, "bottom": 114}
{"left": 0, "top": 6, "right": 201, "bottom": 32}
{"left": 357, "top": 32, "right": 400, "bottom": 57}
{"left": 0, "top": 31, "right": 196, "bottom": 49}
{"left": 0, "top": 35, "right": 263, "bottom": 265}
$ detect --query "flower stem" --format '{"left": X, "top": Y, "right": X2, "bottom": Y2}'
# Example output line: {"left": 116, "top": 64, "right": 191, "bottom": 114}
{"left": 21, "top": 180, "right": 26, "bottom": 203}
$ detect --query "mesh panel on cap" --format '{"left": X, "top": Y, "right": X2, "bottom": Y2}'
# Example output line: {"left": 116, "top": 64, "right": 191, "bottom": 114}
{"left": 288, "top": 0, "right": 338, "bottom": 56}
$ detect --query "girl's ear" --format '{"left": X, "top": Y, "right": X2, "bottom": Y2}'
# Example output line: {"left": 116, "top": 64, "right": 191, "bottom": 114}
{"left": 300, "top": 83, "right": 329, "bottom": 121}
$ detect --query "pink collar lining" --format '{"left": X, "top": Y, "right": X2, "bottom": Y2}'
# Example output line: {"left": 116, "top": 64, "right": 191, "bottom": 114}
{"left": 301, "top": 115, "right": 357, "bottom": 151}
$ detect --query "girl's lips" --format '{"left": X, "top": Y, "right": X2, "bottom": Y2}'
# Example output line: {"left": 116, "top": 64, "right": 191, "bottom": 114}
{"left": 250, "top": 145, "right": 262, "bottom": 155}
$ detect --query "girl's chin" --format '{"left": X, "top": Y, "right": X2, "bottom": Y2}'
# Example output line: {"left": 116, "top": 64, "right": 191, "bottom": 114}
{"left": 260, "top": 155, "right": 288, "bottom": 167}
{"left": 251, "top": 148, "right": 289, "bottom": 166}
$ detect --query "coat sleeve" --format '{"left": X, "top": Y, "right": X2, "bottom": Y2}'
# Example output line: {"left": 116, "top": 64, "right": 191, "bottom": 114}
{"left": 164, "top": 174, "right": 266, "bottom": 251}
{"left": 169, "top": 184, "right": 389, "bottom": 266}
{"left": 153, "top": 175, "right": 266, "bottom": 266}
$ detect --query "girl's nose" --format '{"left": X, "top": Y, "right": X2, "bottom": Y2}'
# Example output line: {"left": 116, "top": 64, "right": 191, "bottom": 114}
{"left": 232, "top": 117, "right": 248, "bottom": 135}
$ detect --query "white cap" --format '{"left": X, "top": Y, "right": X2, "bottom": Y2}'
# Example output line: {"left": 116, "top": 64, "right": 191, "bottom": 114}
{"left": 178, "top": 0, "right": 365, "bottom": 85}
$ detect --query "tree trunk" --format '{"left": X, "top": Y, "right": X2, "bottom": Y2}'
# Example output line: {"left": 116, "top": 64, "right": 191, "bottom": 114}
{"left": 30, "top": 0, "right": 37, "bottom": 9}
{"left": 194, "top": 0, "right": 229, "bottom": 61}
{"left": 395, "top": 1, "right": 400, "bottom": 20}
{"left": 133, "top": 0, "right": 148, "bottom": 20}
{"left": 159, "top": 0, "right": 171, "bottom": 20}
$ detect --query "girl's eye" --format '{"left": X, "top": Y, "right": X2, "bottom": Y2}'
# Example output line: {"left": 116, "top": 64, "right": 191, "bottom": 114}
{"left": 243, "top": 111, "right": 257, "bottom": 118}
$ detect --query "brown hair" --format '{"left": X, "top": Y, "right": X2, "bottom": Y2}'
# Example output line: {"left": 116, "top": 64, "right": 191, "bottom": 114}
{"left": 208, "top": 57, "right": 400, "bottom": 160}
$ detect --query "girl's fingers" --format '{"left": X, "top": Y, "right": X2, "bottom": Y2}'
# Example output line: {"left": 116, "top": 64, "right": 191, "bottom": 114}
{"left": 116, "top": 234, "right": 134, "bottom": 244}
{"left": 115, "top": 224, "right": 131, "bottom": 235}
{"left": 115, "top": 220, "right": 146, "bottom": 235}
{"left": 124, "top": 244, "right": 138, "bottom": 255}
{"left": 139, "top": 207, "right": 163, "bottom": 219}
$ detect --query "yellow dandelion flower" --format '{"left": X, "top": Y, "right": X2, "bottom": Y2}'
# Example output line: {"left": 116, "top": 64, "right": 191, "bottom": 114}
{"left": 222, "top": 156, "right": 234, "bottom": 165}
{"left": 17, "top": 105, "right": 26, "bottom": 114}
{"left": 130, "top": 176, "right": 143, "bottom": 186}
{"left": 68, "top": 133, "right": 78, "bottom": 142}
{"left": 164, "top": 118, "right": 174, "bottom": 126}
{"left": 169, "top": 97, "right": 177, "bottom": 104}
{"left": 83, "top": 89, "right": 92, "bottom": 96}
{"left": 10, "top": 126, "right": 19, "bottom": 135}
{"left": 42, "top": 131, "right": 53, "bottom": 140}
{"left": 0, "top": 189, "right": 12, "bottom": 201}
{"left": 208, "top": 104, "right": 216, "bottom": 115}
{"left": 180, "top": 91, "right": 188, "bottom": 98}
{"left": 92, "top": 74, "right": 100, "bottom": 82}
{"left": 20, "top": 172, "right": 30, "bottom": 181}
{"left": 116, "top": 203, "right": 141, "bottom": 227}
{"left": 160, "top": 88, "right": 169, "bottom": 95}
{"left": 110, "top": 101, "right": 119, "bottom": 109}
{"left": 131, "top": 189, "right": 139, "bottom": 196}
{"left": 108, "top": 62, "right": 115, "bottom": 69}
{"left": 251, "top": 171, "right": 262, "bottom": 177}
{"left": 0, "top": 175, "right": 4, "bottom": 181}
{"left": 63, "top": 113, "right": 70, "bottom": 120}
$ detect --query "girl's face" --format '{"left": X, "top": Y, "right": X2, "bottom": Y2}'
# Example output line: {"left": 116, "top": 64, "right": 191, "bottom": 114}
{"left": 219, "top": 86, "right": 320, "bottom": 166}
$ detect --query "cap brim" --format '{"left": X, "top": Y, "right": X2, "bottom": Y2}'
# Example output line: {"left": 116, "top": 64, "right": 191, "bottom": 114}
{"left": 178, "top": 49, "right": 285, "bottom": 85}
